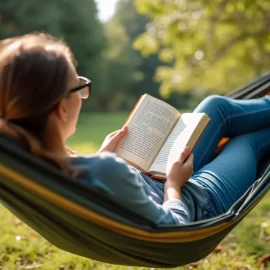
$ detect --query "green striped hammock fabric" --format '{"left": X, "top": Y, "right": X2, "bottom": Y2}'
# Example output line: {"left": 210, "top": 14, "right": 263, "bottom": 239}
{"left": 0, "top": 73, "right": 270, "bottom": 267}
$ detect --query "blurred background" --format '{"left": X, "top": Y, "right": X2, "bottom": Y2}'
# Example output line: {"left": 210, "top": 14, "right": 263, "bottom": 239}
{"left": 2, "top": 0, "right": 269, "bottom": 113}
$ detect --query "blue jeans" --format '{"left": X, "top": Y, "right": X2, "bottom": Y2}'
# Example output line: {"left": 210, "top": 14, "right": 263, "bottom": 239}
{"left": 191, "top": 95, "right": 270, "bottom": 213}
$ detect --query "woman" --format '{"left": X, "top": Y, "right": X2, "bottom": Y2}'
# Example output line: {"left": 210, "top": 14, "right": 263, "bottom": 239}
{"left": 0, "top": 33, "right": 269, "bottom": 226}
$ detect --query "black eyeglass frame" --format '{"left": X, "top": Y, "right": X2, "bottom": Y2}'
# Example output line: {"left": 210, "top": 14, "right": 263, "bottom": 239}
{"left": 68, "top": 76, "right": 91, "bottom": 99}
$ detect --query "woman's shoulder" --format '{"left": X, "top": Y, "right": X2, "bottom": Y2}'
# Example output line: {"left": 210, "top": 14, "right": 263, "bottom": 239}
{"left": 70, "top": 152, "right": 131, "bottom": 176}
{"left": 70, "top": 151, "right": 124, "bottom": 164}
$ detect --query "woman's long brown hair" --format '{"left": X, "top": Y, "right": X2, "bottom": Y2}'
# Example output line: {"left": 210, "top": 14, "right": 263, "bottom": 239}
{"left": 0, "top": 33, "right": 77, "bottom": 176}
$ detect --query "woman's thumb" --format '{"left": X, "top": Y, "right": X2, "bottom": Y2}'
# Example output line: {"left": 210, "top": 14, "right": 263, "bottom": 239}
{"left": 112, "top": 126, "right": 127, "bottom": 141}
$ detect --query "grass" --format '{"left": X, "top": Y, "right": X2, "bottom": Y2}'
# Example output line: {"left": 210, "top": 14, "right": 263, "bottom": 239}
{"left": 0, "top": 112, "right": 269, "bottom": 270}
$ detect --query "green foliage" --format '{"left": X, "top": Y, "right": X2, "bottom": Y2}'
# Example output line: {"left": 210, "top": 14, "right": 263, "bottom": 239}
{"left": 0, "top": 0, "right": 106, "bottom": 111}
{"left": 101, "top": 0, "right": 145, "bottom": 111}
{"left": 100, "top": 10, "right": 138, "bottom": 111}
{"left": 134, "top": 0, "right": 270, "bottom": 95}
{"left": 104, "top": 0, "right": 193, "bottom": 111}
{"left": 0, "top": 0, "right": 197, "bottom": 112}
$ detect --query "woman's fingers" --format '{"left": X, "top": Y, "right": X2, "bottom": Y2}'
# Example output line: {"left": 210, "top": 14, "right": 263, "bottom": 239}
{"left": 110, "top": 126, "right": 128, "bottom": 142}
{"left": 178, "top": 146, "right": 190, "bottom": 163}
{"left": 107, "top": 131, "right": 118, "bottom": 138}
{"left": 166, "top": 146, "right": 194, "bottom": 189}
{"left": 185, "top": 153, "right": 194, "bottom": 165}
{"left": 107, "top": 126, "right": 127, "bottom": 139}
{"left": 98, "top": 126, "right": 128, "bottom": 153}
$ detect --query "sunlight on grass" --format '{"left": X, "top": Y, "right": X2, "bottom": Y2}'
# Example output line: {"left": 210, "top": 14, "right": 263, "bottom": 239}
{"left": 68, "top": 142, "right": 99, "bottom": 155}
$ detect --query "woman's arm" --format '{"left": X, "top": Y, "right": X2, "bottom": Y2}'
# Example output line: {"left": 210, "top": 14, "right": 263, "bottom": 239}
{"left": 164, "top": 146, "right": 194, "bottom": 203}
{"left": 82, "top": 152, "right": 192, "bottom": 226}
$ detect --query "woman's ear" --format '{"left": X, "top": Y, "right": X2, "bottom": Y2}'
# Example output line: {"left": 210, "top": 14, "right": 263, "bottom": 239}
{"left": 55, "top": 98, "right": 69, "bottom": 122}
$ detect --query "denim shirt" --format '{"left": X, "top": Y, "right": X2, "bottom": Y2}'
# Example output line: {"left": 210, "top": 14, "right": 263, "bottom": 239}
{"left": 70, "top": 152, "right": 218, "bottom": 226}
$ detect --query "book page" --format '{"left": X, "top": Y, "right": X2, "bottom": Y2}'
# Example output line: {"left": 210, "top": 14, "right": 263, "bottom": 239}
{"left": 148, "top": 113, "right": 210, "bottom": 176}
{"left": 115, "top": 94, "right": 180, "bottom": 172}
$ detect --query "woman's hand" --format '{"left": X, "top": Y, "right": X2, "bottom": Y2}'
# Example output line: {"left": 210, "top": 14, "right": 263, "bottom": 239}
{"left": 164, "top": 146, "right": 194, "bottom": 201}
{"left": 98, "top": 126, "right": 128, "bottom": 153}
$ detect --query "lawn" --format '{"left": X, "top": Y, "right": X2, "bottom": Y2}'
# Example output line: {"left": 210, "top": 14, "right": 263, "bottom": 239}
{"left": 0, "top": 112, "right": 269, "bottom": 270}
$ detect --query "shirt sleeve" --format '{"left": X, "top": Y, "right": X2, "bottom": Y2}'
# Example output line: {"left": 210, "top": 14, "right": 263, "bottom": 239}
{"left": 82, "top": 152, "right": 191, "bottom": 226}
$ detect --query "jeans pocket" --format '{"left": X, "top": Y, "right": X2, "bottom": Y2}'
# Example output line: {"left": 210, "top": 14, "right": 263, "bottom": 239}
{"left": 201, "top": 202, "right": 220, "bottom": 219}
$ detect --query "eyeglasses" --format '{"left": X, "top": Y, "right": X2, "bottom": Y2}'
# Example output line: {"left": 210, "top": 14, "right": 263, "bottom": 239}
{"left": 68, "top": 76, "right": 91, "bottom": 99}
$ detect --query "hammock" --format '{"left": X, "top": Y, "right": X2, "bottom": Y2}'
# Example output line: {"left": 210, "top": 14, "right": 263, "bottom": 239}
{"left": 0, "top": 73, "right": 270, "bottom": 268}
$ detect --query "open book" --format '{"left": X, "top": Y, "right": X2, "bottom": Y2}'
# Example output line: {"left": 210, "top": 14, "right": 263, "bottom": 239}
{"left": 115, "top": 94, "right": 210, "bottom": 179}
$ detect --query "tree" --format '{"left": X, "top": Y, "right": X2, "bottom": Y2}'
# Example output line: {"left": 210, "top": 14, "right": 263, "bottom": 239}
{"left": 134, "top": 0, "right": 270, "bottom": 96}
{"left": 99, "top": 7, "right": 138, "bottom": 111}
{"left": 104, "top": 0, "right": 193, "bottom": 111}
{"left": 100, "top": 0, "right": 145, "bottom": 111}
{"left": 0, "top": 0, "right": 106, "bottom": 111}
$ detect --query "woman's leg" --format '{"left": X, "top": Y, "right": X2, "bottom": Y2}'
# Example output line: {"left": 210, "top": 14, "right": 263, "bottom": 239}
{"left": 192, "top": 127, "right": 270, "bottom": 213}
{"left": 192, "top": 95, "right": 270, "bottom": 171}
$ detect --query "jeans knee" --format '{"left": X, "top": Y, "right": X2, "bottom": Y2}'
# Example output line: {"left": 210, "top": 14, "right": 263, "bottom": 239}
{"left": 202, "top": 95, "right": 228, "bottom": 108}
{"left": 197, "top": 95, "right": 230, "bottom": 117}
{"left": 194, "top": 95, "right": 231, "bottom": 119}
